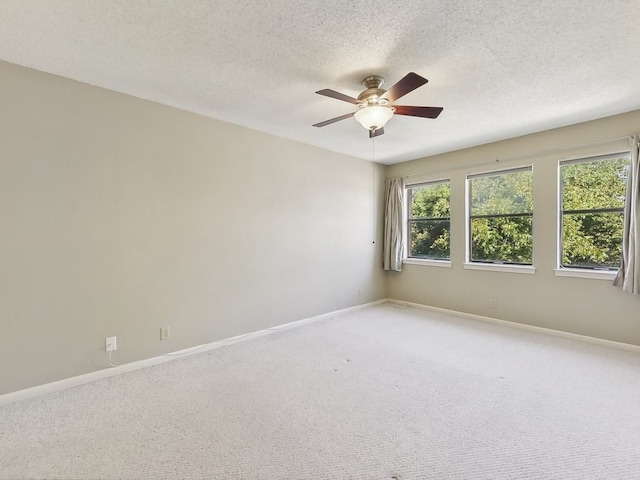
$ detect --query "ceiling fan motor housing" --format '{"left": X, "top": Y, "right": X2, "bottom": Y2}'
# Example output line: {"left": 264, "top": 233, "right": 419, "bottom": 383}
{"left": 357, "top": 75, "right": 388, "bottom": 106}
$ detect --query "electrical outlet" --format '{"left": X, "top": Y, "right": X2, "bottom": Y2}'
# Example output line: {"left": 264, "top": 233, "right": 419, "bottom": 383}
{"left": 105, "top": 336, "right": 117, "bottom": 352}
{"left": 160, "top": 327, "right": 170, "bottom": 341}
{"left": 489, "top": 298, "right": 497, "bottom": 308}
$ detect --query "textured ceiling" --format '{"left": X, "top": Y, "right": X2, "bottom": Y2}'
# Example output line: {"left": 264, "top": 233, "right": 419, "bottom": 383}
{"left": 1, "top": 1, "right": 639, "bottom": 164}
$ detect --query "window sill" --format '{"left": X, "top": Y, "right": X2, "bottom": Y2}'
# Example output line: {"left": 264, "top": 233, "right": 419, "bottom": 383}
{"left": 554, "top": 268, "right": 617, "bottom": 280}
{"left": 463, "top": 263, "right": 536, "bottom": 274}
{"left": 404, "top": 258, "right": 452, "bottom": 268}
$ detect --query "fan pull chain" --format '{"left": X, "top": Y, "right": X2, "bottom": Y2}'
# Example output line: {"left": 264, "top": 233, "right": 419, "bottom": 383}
{"left": 372, "top": 137, "right": 376, "bottom": 245}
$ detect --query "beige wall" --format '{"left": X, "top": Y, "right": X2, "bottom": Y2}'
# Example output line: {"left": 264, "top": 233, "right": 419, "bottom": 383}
{"left": 387, "top": 110, "right": 640, "bottom": 345}
{"left": 0, "top": 61, "right": 386, "bottom": 395}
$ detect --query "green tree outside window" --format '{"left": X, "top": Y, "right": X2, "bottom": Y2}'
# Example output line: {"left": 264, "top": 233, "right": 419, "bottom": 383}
{"left": 407, "top": 181, "right": 450, "bottom": 259}
{"left": 560, "top": 155, "right": 629, "bottom": 269}
{"left": 469, "top": 167, "right": 533, "bottom": 264}
{"left": 406, "top": 154, "right": 628, "bottom": 269}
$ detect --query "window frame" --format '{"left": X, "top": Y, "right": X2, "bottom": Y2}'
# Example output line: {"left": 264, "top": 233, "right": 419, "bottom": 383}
{"left": 466, "top": 165, "right": 534, "bottom": 268}
{"left": 405, "top": 179, "right": 451, "bottom": 263}
{"left": 556, "top": 151, "right": 630, "bottom": 275}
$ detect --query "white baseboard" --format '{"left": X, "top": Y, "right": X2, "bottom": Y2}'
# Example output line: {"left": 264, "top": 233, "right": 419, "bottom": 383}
{"left": 384, "top": 299, "right": 640, "bottom": 353}
{"left": 0, "top": 299, "right": 387, "bottom": 407}
{"left": 5, "top": 297, "right": 635, "bottom": 407}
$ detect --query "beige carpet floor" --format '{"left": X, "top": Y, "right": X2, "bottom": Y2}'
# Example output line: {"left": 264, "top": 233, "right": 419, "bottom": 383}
{"left": 1, "top": 303, "right": 640, "bottom": 479}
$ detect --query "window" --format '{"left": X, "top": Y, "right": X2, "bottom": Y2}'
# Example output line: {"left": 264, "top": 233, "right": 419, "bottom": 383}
{"left": 467, "top": 166, "right": 533, "bottom": 264}
{"left": 559, "top": 153, "right": 629, "bottom": 270}
{"left": 406, "top": 180, "right": 450, "bottom": 260}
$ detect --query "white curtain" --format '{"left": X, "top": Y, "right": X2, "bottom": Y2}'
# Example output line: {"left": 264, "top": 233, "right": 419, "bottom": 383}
{"left": 614, "top": 135, "right": 640, "bottom": 294}
{"left": 383, "top": 177, "right": 405, "bottom": 272}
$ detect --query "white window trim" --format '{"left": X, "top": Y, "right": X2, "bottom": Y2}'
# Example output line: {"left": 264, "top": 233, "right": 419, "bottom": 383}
{"left": 557, "top": 151, "right": 630, "bottom": 274}
{"left": 467, "top": 164, "right": 533, "bottom": 180}
{"left": 466, "top": 165, "right": 534, "bottom": 267}
{"left": 463, "top": 262, "right": 536, "bottom": 274}
{"left": 405, "top": 179, "right": 451, "bottom": 262}
{"left": 405, "top": 178, "right": 450, "bottom": 188}
{"left": 554, "top": 268, "right": 617, "bottom": 280}
{"left": 404, "top": 258, "right": 452, "bottom": 267}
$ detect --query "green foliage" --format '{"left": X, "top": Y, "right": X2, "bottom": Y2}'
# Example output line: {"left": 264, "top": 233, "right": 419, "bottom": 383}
{"left": 409, "top": 220, "right": 450, "bottom": 259}
{"left": 409, "top": 182, "right": 450, "bottom": 218}
{"left": 471, "top": 217, "right": 532, "bottom": 263}
{"left": 562, "top": 159, "right": 627, "bottom": 210}
{"left": 561, "top": 158, "right": 628, "bottom": 267}
{"left": 408, "top": 182, "right": 450, "bottom": 259}
{"left": 470, "top": 170, "right": 533, "bottom": 263}
{"left": 471, "top": 170, "right": 533, "bottom": 215}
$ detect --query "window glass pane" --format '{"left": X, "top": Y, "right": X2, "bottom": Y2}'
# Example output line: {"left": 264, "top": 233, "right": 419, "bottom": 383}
{"left": 409, "top": 220, "right": 450, "bottom": 259}
{"left": 560, "top": 154, "right": 629, "bottom": 270}
{"left": 471, "top": 170, "right": 533, "bottom": 215}
{"left": 409, "top": 182, "right": 450, "bottom": 219}
{"left": 407, "top": 181, "right": 450, "bottom": 259}
{"left": 468, "top": 167, "right": 533, "bottom": 265}
{"left": 562, "top": 212, "right": 624, "bottom": 268}
{"left": 562, "top": 157, "right": 628, "bottom": 211}
{"left": 470, "top": 216, "right": 532, "bottom": 264}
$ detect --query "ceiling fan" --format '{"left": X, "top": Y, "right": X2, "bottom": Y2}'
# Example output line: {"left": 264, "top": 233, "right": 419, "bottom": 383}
{"left": 313, "top": 72, "right": 443, "bottom": 138}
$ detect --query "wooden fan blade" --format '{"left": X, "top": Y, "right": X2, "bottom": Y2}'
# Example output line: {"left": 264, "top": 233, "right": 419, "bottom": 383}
{"left": 315, "top": 89, "right": 360, "bottom": 104}
{"left": 369, "top": 127, "right": 385, "bottom": 138}
{"left": 381, "top": 72, "right": 428, "bottom": 102}
{"left": 394, "top": 105, "right": 443, "bottom": 119}
{"left": 313, "top": 112, "right": 355, "bottom": 128}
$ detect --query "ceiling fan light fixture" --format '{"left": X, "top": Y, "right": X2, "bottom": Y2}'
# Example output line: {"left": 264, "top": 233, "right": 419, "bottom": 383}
{"left": 354, "top": 105, "right": 394, "bottom": 131}
{"left": 313, "top": 72, "right": 441, "bottom": 138}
